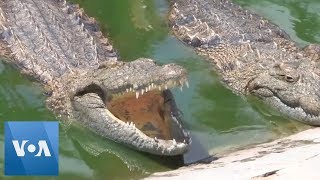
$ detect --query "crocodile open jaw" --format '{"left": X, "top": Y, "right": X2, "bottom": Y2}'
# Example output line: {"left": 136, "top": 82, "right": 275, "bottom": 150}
{"left": 107, "top": 80, "right": 190, "bottom": 142}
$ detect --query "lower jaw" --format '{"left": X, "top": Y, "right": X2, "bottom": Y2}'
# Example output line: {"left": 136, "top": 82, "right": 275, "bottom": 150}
{"left": 262, "top": 96, "right": 320, "bottom": 126}
{"left": 72, "top": 91, "right": 190, "bottom": 155}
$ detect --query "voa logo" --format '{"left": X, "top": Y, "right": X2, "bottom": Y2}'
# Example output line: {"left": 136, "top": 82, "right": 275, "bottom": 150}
{"left": 12, "top": 140, "right": 52, "bottom": 157}
{"left": 5, "top": 121, "right": 59, "bottom": 176}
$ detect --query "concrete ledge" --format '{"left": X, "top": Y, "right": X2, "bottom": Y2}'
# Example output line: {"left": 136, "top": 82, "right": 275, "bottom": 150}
{"left": 147, "top": 128, "right": 320, "bottom": 179}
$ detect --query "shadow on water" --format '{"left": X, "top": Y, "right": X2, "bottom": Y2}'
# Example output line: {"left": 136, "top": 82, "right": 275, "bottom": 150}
{"left": 65, "top": 125, "right": 184, "bottom": 179}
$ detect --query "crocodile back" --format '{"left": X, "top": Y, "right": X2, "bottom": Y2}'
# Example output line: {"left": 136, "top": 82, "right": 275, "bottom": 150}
{"left": 170, "top": 0, "right": 290, "bottom": 47}
{"left": 169, "top": 0, "right": 311, "bottom": 93}
{"left": 0, "top": 0, "right": 117, "bottom": 83}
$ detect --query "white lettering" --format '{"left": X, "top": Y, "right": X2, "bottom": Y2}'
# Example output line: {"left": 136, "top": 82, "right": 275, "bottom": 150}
{"left": 12, "top": 140, "right": 28, "bottom": 157}
{"left": 35, "top": 140, "right": 51, "bottom": 157}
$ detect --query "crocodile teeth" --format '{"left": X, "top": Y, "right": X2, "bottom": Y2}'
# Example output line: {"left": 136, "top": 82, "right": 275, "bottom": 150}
{"left": 136, "top": 91, "right": 139, "bottom": 99}
{"left": 185, "top": 80, "right": 189, "bottom": 88}
{"left": 172, "top": 139, "right": 177, "bottom": 146}
{"left": 141, "top": 89, "right": 144, "bottom": 95}
{"left": 133, "top": 84, "right": 138, "bottom": 89}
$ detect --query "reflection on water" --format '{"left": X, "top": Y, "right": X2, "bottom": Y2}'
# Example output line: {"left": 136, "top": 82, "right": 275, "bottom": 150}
{"left": 235, "top": 0, "right": 320, "bottom": 45}
{"left": 0, "top": 0, "right": 319, "bottom": 179}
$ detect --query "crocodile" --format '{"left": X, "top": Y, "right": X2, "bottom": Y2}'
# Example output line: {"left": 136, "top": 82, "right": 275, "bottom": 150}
{"left": 0, "top": 0, "right": 191, "bottom": 155}
{"left": 169, "top": 0, "right": 320, "bottom": 125}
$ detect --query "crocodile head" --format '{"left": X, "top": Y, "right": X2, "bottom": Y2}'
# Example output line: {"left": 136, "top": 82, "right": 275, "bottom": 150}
{"left": 247, "top": 61, "right": 320, "bottom": 125}
{"left": 68, "top": 58, "right": 191, "bottom": 155}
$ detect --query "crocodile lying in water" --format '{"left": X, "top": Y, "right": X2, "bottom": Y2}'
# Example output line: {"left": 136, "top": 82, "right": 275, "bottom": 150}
{"left": 0, "top": 0, "right": 191, "bottom": 155}
{"left": 169, "top": 0, "right": 320, "bottom": 125}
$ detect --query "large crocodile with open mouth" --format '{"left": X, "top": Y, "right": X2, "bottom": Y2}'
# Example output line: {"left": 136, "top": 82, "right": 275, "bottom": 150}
{"left": 169, "top": 0, "right": 320, "bottom": 125}
{"left": 0, "top": 0, "right": 191, "bottom": 155}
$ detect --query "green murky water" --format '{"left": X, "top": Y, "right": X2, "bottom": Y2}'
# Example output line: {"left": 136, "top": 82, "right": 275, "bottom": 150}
{"left": 0, "top": 0, "right": 319, "bottom": 179}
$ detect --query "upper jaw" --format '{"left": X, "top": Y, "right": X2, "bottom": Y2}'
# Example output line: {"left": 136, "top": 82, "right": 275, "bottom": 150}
{"left": 109, "top": 76, "right": 189, "bottom": 99}
{"left": 259, "top": 95, "right": 320, "bottom": 126}
{"left": 248, "top": 84, "right": 320, "bottom": 126}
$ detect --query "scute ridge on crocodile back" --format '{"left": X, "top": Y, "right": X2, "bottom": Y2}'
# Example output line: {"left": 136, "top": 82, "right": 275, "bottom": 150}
{"left": 0, "top": 0, "right": 118, "bottom": 83}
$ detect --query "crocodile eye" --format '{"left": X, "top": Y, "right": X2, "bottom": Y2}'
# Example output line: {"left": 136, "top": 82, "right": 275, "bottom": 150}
{"left": 285, "top": 75, "right": 295, "bottom": 82}
{"left": 274, "top": 73, "right": 298, "bottom": 83}
{"left": 270, "top": 63, "right": 299, "bottom": 83}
